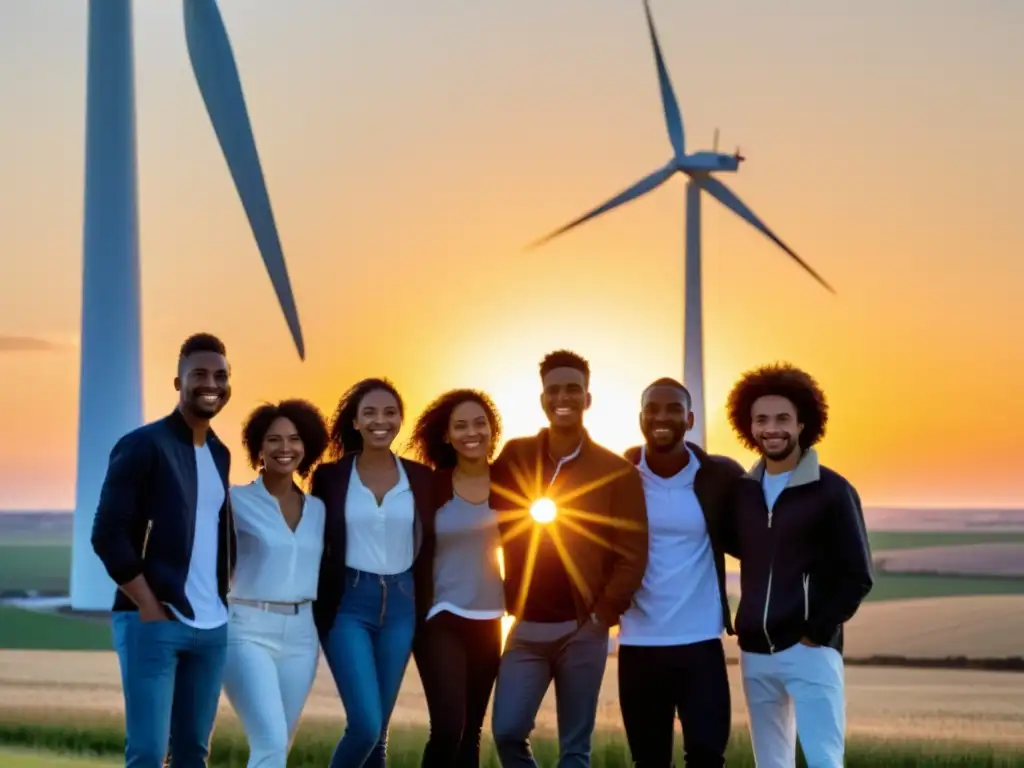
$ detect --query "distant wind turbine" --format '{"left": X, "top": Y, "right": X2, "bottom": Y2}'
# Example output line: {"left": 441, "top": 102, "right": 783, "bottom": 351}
{"left": 527, "top": 0, "right": 834, "bottom": 449}
{"left": 71, "top": 0, "right": 305, "bottom": 610}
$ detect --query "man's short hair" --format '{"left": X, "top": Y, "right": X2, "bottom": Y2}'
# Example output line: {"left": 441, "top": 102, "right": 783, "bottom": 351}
{"left": 643, "top": 377, "right": 691, "bottom": 409}
{"left": 179, "top": 333, "right": 226, "bottom": 364}
{"left": 539, "top": 349, "right": 590, "bottom": 386}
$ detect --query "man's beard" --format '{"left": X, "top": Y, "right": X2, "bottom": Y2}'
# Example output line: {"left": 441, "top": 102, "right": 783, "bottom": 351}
{"left": 644, "top": 424, "right": 686, "bottom": 453}
{"left": 185, "top": 394, "right": 223, "bottom": 419}
{"left": 759, "top": 435, "right": 798, "bottom": 461}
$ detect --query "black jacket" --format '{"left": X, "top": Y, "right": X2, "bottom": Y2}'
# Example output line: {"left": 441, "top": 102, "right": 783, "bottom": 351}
{"left": 624, "top": 442, "right": 744, "bottom": 635}
{"left": 310, "top": 453, "right": 436, "bottom": 636}
{"left": 90, "top": 409, "right": 236, "bottom": 618}
{"left": 727, "top": 448, "right": 873, "bottom": 655}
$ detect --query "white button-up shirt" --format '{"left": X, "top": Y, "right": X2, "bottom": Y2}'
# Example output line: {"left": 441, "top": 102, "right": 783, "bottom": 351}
{"left": 344, "top": 458, "right": 415, "bottom": 575}
{"left": 227, "top": 476, "right": 325, "bottom": 603}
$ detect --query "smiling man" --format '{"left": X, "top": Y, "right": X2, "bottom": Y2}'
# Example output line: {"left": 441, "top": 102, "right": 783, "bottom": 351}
{"left": 489, "top": 349, "right": 648, "bottom": 768}
{"left": 725, "top": 363, "right": 873, "bottom": 768}
{"left": 618, "top": 377, "right": 744, "bottom": 768}
{"left": 91, "top": 332, "right": 236, "bottom": 767}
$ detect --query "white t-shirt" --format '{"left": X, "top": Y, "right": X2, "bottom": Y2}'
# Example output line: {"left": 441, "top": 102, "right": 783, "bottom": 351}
{"left": 762, "top": 470, "right": 792, "bottom": 512}
{"left": 169, "top": 443, "right": 229, "bottom": 629}
{"left": 618, "top": 447, "right": 724, "bottom": 646}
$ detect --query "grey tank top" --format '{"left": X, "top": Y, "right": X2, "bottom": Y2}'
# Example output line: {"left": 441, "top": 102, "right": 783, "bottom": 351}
{"left": 431, "top": 494, "right": 505, "bottom": 616}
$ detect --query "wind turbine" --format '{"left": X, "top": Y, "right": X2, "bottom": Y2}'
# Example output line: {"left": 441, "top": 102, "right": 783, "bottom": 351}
{"left": 70, "top": 0, "right": 305, "bottom": 610}
{"left": 527, "top": 0, "right": 834, "bottom": 449}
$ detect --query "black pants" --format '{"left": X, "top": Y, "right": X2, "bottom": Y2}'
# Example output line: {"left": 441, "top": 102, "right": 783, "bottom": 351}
{"left": 618, "top": 638, "right": 731, "bottom": 768}
{"left": 413, "top": 611, "right": 503, "bottom": 767}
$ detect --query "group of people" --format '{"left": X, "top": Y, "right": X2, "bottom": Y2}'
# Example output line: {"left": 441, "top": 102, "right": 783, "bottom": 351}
{"left": 91, "top": 332, "right": 874, "bottom": 768}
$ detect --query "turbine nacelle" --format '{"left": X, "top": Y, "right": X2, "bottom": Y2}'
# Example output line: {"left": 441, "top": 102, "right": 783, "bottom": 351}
{"left": 676, "top": 151, "right": 743, "bottom": 174}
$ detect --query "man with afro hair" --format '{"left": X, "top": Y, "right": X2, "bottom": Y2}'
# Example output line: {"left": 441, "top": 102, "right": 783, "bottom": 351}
{"left": 725, "top": 362, "right": 872, "bottom": 768}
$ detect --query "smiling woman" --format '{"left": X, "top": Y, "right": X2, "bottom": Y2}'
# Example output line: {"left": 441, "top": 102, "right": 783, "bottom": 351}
{"left": 312, "top": 378, "right": 436, "bottom": 766}
{"left": 224, "top": 398, "right": 330, "bottom": 766}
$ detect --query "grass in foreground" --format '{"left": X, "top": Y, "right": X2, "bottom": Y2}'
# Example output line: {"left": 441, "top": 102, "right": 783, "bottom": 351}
{"left": 1, "top": 711, "right": 1022, "bottom": 767}
{"left": 0, "top": 748, "right": 117, "bottom": 767}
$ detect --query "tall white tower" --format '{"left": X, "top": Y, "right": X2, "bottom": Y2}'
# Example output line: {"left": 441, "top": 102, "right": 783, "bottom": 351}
{"left": 70, "top": 0, "right": 142, "bottom": 610}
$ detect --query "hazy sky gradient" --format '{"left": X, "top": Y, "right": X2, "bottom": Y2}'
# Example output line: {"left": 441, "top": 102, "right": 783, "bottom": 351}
{"left": 1, "top": 1, "right": 1022, "bottom": 509}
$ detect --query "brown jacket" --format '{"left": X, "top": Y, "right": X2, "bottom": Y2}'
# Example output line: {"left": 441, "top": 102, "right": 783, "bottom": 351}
{"left": 489, "top": 429, "right": 648, "bottom": 626}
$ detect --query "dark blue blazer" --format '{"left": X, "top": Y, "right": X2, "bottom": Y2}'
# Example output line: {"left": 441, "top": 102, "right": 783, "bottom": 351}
{"left": 90, "top": 408, "right": 236, "bottom": 618}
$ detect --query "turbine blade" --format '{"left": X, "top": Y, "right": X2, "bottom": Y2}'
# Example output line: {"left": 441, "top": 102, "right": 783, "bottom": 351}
{"left": 182, "top": 0, "right": 305, "bottom": 359}
{"left": 697, "top": 175, "right": 835, "bottom": 293}
{"left": 526, "top": 166, "right": 675, "bottom": 249}
{"left": 643, "top": 0, "right": 685, "bottom": 157}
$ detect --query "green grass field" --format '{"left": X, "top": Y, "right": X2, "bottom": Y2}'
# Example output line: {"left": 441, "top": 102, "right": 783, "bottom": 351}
{"left": 0, "top": 541, "right": 71, "bottom": 593}
{"left": 0, "top": 607, "right": 111, "bottom": 651}
{"left": 2, "top": 531, "right": 1023, "bottom": 653}
{"left": 1, "top": 712, "right": 1022, "bottom": 768}
{"left": 865, "top": 572, "right": 1024, "bottom": 602}
{"left": 0, "top": 532, "right": 1019, "bottom": 598}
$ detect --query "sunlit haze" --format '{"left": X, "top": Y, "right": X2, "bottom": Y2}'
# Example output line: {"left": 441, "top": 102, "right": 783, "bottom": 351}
{"left": 1, "top": 1, "right": 1022, "bottom": 509}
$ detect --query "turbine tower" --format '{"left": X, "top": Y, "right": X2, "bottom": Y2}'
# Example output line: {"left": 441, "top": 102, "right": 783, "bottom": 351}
{"left": 70, "top": 0, "right": 305, "bottom": 611}
{"left": 528, "top": 0, "right": 833, "bottom": 449}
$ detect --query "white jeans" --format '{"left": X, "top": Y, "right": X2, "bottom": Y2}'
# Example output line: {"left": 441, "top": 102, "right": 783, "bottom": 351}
{"left": 222, "top": 601, "right": 320, "bottom": 768}
{"left": 740, "top": 642, "right": 846, "bottom": 768}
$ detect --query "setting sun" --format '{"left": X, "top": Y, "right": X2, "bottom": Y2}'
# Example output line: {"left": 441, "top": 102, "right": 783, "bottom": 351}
{"left": 529, "top": 497, "right": 557, "bottom": 524}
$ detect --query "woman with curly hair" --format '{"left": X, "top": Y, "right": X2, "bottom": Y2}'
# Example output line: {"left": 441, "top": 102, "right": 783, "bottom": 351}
{"left": 221, "top": 398, "right": 330, "bottom": 768}
{"left": 725, "top": 363, "right": 872, "bottom": 768}
{"left": 406, "top": 388, "right": 505, "bottom": 768}
{"left": 311, "top": 378, "right": 435, "bottom": 768}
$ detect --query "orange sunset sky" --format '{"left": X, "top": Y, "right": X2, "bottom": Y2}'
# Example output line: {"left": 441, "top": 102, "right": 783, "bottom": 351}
{"left": 1, "top": 1, "right": 1022, "bottom": 510}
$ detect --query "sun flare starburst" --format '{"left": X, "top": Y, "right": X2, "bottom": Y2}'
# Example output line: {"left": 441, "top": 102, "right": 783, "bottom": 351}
{"left": 491, "top": 459, "right": 644, "bottom": 635}
{"left": 529, "top": 497, "right": 557, "bottom": 524}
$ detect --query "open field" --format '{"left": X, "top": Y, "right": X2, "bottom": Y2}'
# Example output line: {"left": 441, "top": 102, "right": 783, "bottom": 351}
{"left": 4, "top": 511, "right": 1024, "bottom": 596}
{"left": 875, "top": 542, "right": 1024, "bottom": 578}
{"left": 6, "top": 593, "right": 1024, "bottom": 662}
{"left": 868, "top": 531, "right": 1024, "bottom": 550}
{"left": 1, "top": 648, "right": 1022, "bottom": 748}
{"left": 842, "top": 595, "right": 1024, "bottom": 659}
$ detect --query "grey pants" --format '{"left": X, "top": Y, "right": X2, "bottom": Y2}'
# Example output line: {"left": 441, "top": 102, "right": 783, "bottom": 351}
{"left": 491, "top": 620, "right": 610, "bottom": 767}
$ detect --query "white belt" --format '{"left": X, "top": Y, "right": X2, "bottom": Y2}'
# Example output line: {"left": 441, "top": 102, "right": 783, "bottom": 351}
{"left": 230, "top": 597, "right": 310, "bottom": 615}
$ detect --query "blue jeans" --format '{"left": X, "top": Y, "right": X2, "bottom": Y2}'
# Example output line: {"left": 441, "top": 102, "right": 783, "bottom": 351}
{"left": 491, "top": 619, "right": 610, "bottom": 768}
{"left": 111, "top": 611, "right": 228, "bottom": 768}
{"left": 321, "top": 567, "right": 417, "bottom": 768}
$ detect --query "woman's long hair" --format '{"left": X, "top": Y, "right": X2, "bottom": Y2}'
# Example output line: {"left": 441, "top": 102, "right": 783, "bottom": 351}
{"left": 407, "top": 388, "right": 501, "bottom": 469}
